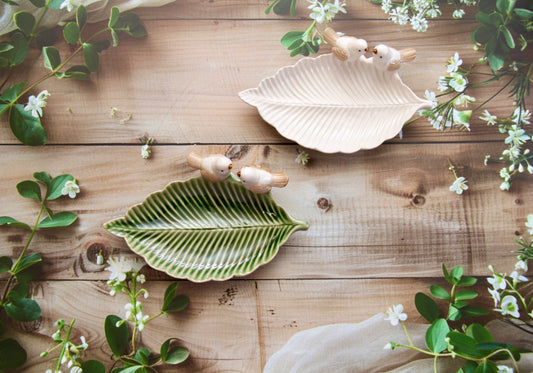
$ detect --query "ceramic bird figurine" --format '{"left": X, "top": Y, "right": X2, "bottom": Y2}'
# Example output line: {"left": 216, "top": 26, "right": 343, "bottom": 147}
{"left": 323, "top": 27, "right": 368, "bottom": 62}
{"left": 371, "top": 44, "right": 416, "bottom": 71}
{"left": 236, "top": 166, "right": 289, "bottom": 194}
{"left": 187, "top": 152, "right": 233, "bottom": 182}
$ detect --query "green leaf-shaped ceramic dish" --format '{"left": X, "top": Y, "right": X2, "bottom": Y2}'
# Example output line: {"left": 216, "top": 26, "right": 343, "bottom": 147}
{"left": 104, "top": 176, "right": 309, "bottom": 282}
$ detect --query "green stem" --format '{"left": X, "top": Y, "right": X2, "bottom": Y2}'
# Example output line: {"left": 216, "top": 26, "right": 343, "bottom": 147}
{"left": 433, "top": 355, "right": 438, "bottom": 373}
{"left": 394, "top": 343, "right": 453, "bottom": 357}
{"left": 400, "top": 321, "right": 414, "bottom": 346}
{"left": 474, "top": 75, "right": 516, "bottom": 113}
{"left": 31, "top": 0, "right": 53, "bottom": 36}
{"left": 55, "top": 318, "right": 76, "bottom": 372}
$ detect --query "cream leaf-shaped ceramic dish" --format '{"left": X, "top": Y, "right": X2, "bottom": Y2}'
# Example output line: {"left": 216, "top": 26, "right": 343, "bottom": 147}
{"left": 239, "top": 54, "right": 432, "bottom": 154}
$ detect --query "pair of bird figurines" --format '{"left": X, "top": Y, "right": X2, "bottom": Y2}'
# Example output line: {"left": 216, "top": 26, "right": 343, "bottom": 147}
{"left": 322, "top": 27, "right": 416, "bottom": 71}
{"left": 187, "top": 152, "right": 288, "bottom": 194}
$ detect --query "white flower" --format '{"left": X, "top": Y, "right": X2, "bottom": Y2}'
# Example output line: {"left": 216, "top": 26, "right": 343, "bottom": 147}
{"left": 510, "top": 270, "right": 528, "bottom": 284}
{"left": 24, "top": 90, "right": 50, "bottom": 118}
{"left": 381, "top": 0, "right": 393, "bottom": 12}
{"left": 383, "top": 342, "right": 393, "bottom": 350}
{"left": 488, "top": 287, "right": 501, "bottom": 307}
{"left": 447, "top": 52, "right": 463, "bottom": 73}
{"left": 384, "top": 304, "right": 407, "bottom": 326}
{"left": 449, "top": 176, "right": 468, "bottom": 195}
{"left": 452, "top": 109, "right": 471, "bottom": 130}
{"left": 515, "top": 259, "right": 528, "bottom": 272}
{"left": 141, "top": 144, "right": 151, "bottom": 159}
{"left": 105, "top": 257, "right": 132, "bottom": 282}
{"left": 505, "top": 125, "right": 530, "bottom": 146}
{"left": 526, "top": 214, "right": 533, "bottom": 235}
{"left": 496, "top": 295, "right": 520, "bottom": 318}
{"left": 410, "top": 14, "right": 428, "bottom": 32}
{"left": 488, "top": 273, "right": 506, "bottom": 290}
{"left": 424, "top": 90, "right": 438, "bottom": 109}
{"left": 59, "top": 0, "right": 80, "bottom": 12}
{"left": 496, "top": 366, "right": 514, "bottom": 373}
{"left": 484, "top": 155, "right": 490, "bottom": 166}
{"left": 511, "top": 107, "right": 531, "bottom": 125}
{"left": 455, "top": 94, "right": 475, "bottom": 106}
{"left": 70, "top": 367, "right": 83, "bottom": 373}
{"left": 308, "top": 0, "right": 346, "bottom": 24}
{"left": 500, "top": 167, "right": 511, "bottom": 181}
{"left": 79, "top": 336, "right": 88, "bottom": 349}
{"left": 109, "top": 289, "right": 116, "bottom": 296}
{"left": 130, "top": 259, "right": 146, "bottom": 274}
{"left": 437, "top": 76, "right": 449, "bottom": 92}
{"left": 295, "top": 149, "right": 310, "bottom": 165}
{"left": 389, "top": 6, "right": 409, "bottom": 25}
{"left": 479, "top": 110, "right": 497, "bottom": 125}
{"left": 500, "top": 181, "right": 510, "bottom": 191}
{"left": 136, "top": 273, "right": 146, "bottom": 284}
{"left": 136, "top": 311, "right": 149, "bottom": 331}
{"left": 449, "top": 73, "right": 468, "bottom": 92}
{"left": 124, "top": 303, "right": 134, "bottom": 319}
{"left": 61, "top": 179, "right": 80, "bottom": 199}
{"left": 453, "top": 9, "right": 465, "bottom": 18}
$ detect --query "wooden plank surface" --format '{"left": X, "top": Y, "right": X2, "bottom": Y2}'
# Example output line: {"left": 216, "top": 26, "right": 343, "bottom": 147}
{"left": 0, "top": 1, "right": 531, "bottom": 372}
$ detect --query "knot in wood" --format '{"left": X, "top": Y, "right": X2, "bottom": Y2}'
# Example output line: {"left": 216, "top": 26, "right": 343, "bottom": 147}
{"left": 316, "top": 197, "right": 331, "bottom": 212}
{"left": 410, "top": 194, "right": 426, "bottom": 207}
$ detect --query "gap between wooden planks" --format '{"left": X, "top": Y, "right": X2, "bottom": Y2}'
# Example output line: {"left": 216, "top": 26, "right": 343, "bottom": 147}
{"left": 1, "top": 144, "right": 530, "bottom": 282}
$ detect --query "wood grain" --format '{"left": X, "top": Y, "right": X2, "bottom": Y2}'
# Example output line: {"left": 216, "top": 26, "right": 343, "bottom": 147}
{"left": 1, "top": 144, "right": 530, "bottom": 281}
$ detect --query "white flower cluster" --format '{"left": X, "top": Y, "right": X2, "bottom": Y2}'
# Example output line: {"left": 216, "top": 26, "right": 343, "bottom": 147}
{"left": 43, "top": 319, "right": 88, "bottom": 373}
{"left": 384, "top": 304, "right": 407, "bottom": 326}
{"left": 24, "top": 90, "right": 50, "bottom": 118}
{"left": 307, "top": 0, "right": 346, "bottom": 24}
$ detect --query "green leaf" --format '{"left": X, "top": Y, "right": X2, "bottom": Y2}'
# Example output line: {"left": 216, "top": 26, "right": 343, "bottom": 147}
{"left": 94, "top": 39, "right": 111, "bottom": 53}
{"left": 474, "top": 361, "right": 498, "bottom": 373}
{"left": 56, "top": 65, "right": 91, "bottom": 80}
{"left": 133, "top": 347, "right": 151, "bottom": 365}
{"left": 0, "top": 103, "right": 8, "bottom": 115}
{"left": 116, "top": 366, "right": 143, "bottom": 373}
{"left": 80, "top": 360, "right": 106, "bottom": 373}
{"left": 425, "top": 319, "right": 450, "bottom": 353}
{"left": 448, "top": 304, "right": 462, "bottom": 321}
{"left": 514, "top": 8, "right": 533, "bottom": 19}
{"left": 29, "top": 0, "right": 45, "bottom": 6}
{"left": 37, "top": 211, "right": 78, "bottom": 228}
{"left": 447, "top": 331, "right": 484, "bottom": 358}
{"left": 0, "top": 257, "right": 13, "bottom": 273}
{"left": 430, "top": 285, "right": 450, "bottom": 300}
{"left": 63, "top": 22, "right": 80, "bottom": 44}
{"left": 33, "top": 171, "right": 51, "bottom": 187}
{"left": 111, "top": 29, "right": 119, "bottom": 47}
{"left": 460, "top": 305, "right": 489, "bottom": 318}
{"left": 456, "top": 275, "right": 477, "bottom": 286}
{"left": 36, "top": 28, "right": 58, "bottom": 48}
{"left": 272, "top": 0, "right": 292, "bottom": 15}
{"left": 450, "top": 266, "right": 463, "bottom": 283}
{"left": 162, "top": 283, "right": 189, "bottom": 313}
{"left": 109, "top": 6, "right": 120, "bottom": 28}
{"left": 415, "top": 292, "right": 439, "bottom": 323}
{"left": 489, "top": 12, "right": 504, "bottom": 26}
{"left": 7, "top": 283, "right": 29, "bottom": 301}
{"left": 15, "top": 261, "right": 42, "bottom": 283}
{"left": 0, "top": 42, "right": 14, "bottom": 54}
{"left": 487, "top": 53, "right": 505, "bottom": 71}
{"left": 48, "top": 0, "right": 66, "bottom": 8}
{"left": 5, "top": 298, "right": 42, "bottom": 321}
{"left": 104, "top": 315, "right": 129, "bottom": 357}
{"left": 461, "top": 361, "right": 479, "bottom": 373}
{"left": 476, "top": 11, "right": 492, "bottom": 25}
{"left": 160, "top": 338, "right": 189, "bottom": 364}
{"left": 496, "top": 0, "right": 515, "bottom": 14}
{"left": 83, "top": 43, "right": 99, "bottom": 72}
{"left": 8, "top": 104, "right": 47, "bottom": 145}
{"left": 46, "top": 174, "right": 74, "bottom": 200}
{"left": 472, "top": 25, "right": 493, "bottom": 44}
{"left": 113, "top": 13, "right": 147, "bottom": 39}
{"left": 0, "top": 338, "right": 27, "bottom": 370}
{"left": 465, "top": 324, "right": 493, "bottom": 344}
{"left": 11, "top": 253, "right": 42, "bottom": 274}
{"left": 14, "top": 11, "right": 35, "bottom": 36}
{"left": 0, "top": 217, "right": 30, "bottom": 230}
{"left": 104, "top": 176, "right": 309, "bottom": 282}
{"left": 500, "top": 26, "right": 515, "bottom": 48}
{"left": 16, "top": 180, "right": 41, "bottom": 201}
{"left": 0, "top": 82, "right": 27, "bottom": 103}
{"left": 7, "top": 32, "right": 29, "bottom": 66}
{"left": 281, "top": 31, "right": 305, "bottom": 48}
{"left": 0, "top": 319, "right": 4, "bottom": 336}
{"left": 43, "top": 46, "right": 61, "bottom": 71}
{"left": 76, "top": 5, "right": 87, "bottom": 31}
{"left": 455, "top": 290, "right": 478, "bottom": 301}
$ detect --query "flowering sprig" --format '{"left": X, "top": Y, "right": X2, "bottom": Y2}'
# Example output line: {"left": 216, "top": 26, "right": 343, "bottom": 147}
{"left": 448, "top": 160, "right": 468, "bottom": 195}
{"left": 0, "top": 172, "right": 79, "bottom": 371}
{"left": 383, "top": 264, "right": 529, "bottom": 373}
{"left": 295, "top": 148, "right": 311, "bottom": 166}
{"left": 0, "top": 3, "right": 147, "bottom": 145}
{"left": 141, "top": 138, "right": 153, "bottom": 159}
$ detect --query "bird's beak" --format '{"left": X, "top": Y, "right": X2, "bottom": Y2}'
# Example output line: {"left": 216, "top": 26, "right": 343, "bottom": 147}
{"left": 237, "top": 171, "right": 241, "bottom": 177}
{"left": 228, "top": 164, "right": 233, "bottom": 169}
{"left": 373, "top": 49, "right": 378, "bottom": 54}
{"left": 365, "top": 47, "right": 368, "bottom": 52}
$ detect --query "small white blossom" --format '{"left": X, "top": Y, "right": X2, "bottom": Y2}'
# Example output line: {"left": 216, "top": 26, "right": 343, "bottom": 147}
{"left": 526, "top": 214, "right": 533, "bottom": 235}
{"left": 452, "top": 109, "right": 471, "bottom": 130}
{"left": 437, "top": 76, "right": 449, "bottom": 92}
{"left": 500, "top": 167, "right": 511, "bottom": 181}
{"left": 61, "top": 179, "right": 80, "bottom": 199}
{"left": 59, "top": 0, "right": 80, "bottom": 12}
{"left": 510, "top": 270, "right": 528, "bottom": 284}
{"left": 308, "top": 0, "right": 346, "bottom": 24}
{"left": 383, "top": 342, "right": 393, "bottom": 350}
{"left": 500, "top": 181, "right": 511, "bottom": 191}
{"left": 496, "top": 366, "right": 514, "bottom": 373}
{"left": 141, "top": 144, "right": 151, "bottom": 159}
{"left": 410, "top": 14, "right": 428, "bottom": 32}
{"left": 502, "top": 146, "right": 521, "bottom": 161}
{"left": 479, "top": 110, "right": 497, "bottom": 125}
{"left": 70, "top": 367, "right": 82, "bottom": 373}
{"left": 449, "top": 176, "right": 468, "bottom": 195}
{"left": 447, "top": 52, "right": 463, "bottom": 73}
{"left": 488, "top": 287, "right": 501, "bottom": 307}
{"left": 505, "top": 125, "right": 530, "bottom": 146}
{"left": 452, "top": 9, "right": 465, "bottom": 18}
{"left": 79, "top": 336, "right": 88, "bottom": 349}
{"left": 449, "top": 73, "right": 468, "bottom": 92}
{"left": 105, "top": 257, "right": 131, "bottom": 282}
{"left": 455, "top": 94, "right": 475, "bottom": 106}
{"left": 515, "top": 259, "right": 528, "bottom": 272}
{"left": 295, "top": 149, "right": 310, "bottom": 165}
{"left": 389, "top": 6, "right": 409, "bottom": 25}
{"left": 496, "top": 295, "right": 520, "bottom": 318}
{"left": 24, "top": 90, "right": 50, "bottom": 118}
{"left": 488, "top": 273, "right": 506, "bottom": 290}
{"left": 381, "top": 0, "right": 393, "bottom": 12}
{"left": 384, "top": 304, "right": 407, "bottom": 326}
{"left": 424, "top": 90, "right": 438, "bottom": 109}
{"left": 511, "top": 107, "right": 531, "bottom": 125}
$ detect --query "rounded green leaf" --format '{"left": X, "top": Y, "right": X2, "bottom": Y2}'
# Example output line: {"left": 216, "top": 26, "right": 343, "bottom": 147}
{"left": 161, "top": 338, "right": 189, "bottom": 364}
{"left": 37, "top": 211, "right": 78, "bottom": 228}
{"left": 514, "top": 8, "right": 533, "bottom": 19}
{"left": 0, "top": 217, "right": 30, "bottom": 230}
{"left": 496, "top": 0, "right": 514, "bottom": 14}
{"left": 33, "top": 171, "right": 51, "bottom": 187}
{"left": 0, "top": 82, "right": 27, "bottom": 103}
{"left": 83, "top": 43, "right": 99, "bottom": 72}
{"left": 29, "top": 0, "right": 46, "bottom": 6}
{"left": 501, "top": 26, "right": 515, "bottom": 49}
{"left": 415, "top": 292, "right": 439, "bottom": 323}
{"left": 109, "top": 6, "right": 120, "bottom": 28}
{"left": 104, "top": 315, "right": 129, "bottom": 357}
{"left": 104, "top": 177, "right": 309, "bottom": 282}
{"left": 16, "top": 180, "right": 41, "bottom": 201}
{"left": 455, "top": 290, "right": 478, "bottom": 301}
{"left": 63, "top": 22, "right": 80, "bottom": 44}
{"left": 465, "top": 323, "right": 493, "bottom": 344}
{"left": 457, "top": 275, "right": 477, "bottom": 286}
{"left": 46, "top": 174, "right": 74, "bottom": 200}
{"left": 425, "top": 319, "right": 450, "bottom": 353}
{"left": 162, "top": 294, "right": 189, "bottom": 313}
{"left": 8, "top": 32, "right": 29, "bottom": 67}
{"left": 94, "top": 39, "right": 111, "bottom": 53}
{"left": 430, "top": 285, "right": 450, "bottom": 300}
{"left": 14, "top": 11, "right": 35, "bottom": 36}
{"left": 7, "top": 283, "right": 29, "bottom": 301}
{"left": 450, "top": 266, "right": 464, "bottom": 283}
{"left": 281, "top": 31, "right": 305, "bottom": 48}
{"left": 11, "top": 253, "right": 42, "bottom": 275}
{"left": 447, "top": 331, "right": 484, "bottom": 358}
{"left": 43, "top": 46, "right": 61, "bottom": 71}
{"left": 474, "top": 361, "right": 498, "bottom": 373}
{"left": 9, "top": 104, "right": 47, "bottom": 145}
{"left": 76, "top": 5, "right": 87, "bottom": 31}
{"left": 5, "top": 298, "right": 42, "bottom": 321}
{"left": 80, "top": 360, "right": 106, "bottom": 373}
{"left": 0, "top": 256, "right": 13, "bottom": 273}
{"left": 471, "top": 26, "right": 492, "bottom": 44}
{"left": 0, "top": 338, "right": 27, "bottom": 369}
{"left": 36, "top": 28, "right": 58, "bottom": 48}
